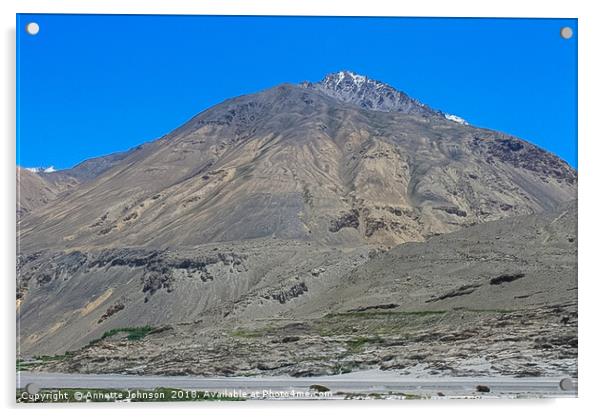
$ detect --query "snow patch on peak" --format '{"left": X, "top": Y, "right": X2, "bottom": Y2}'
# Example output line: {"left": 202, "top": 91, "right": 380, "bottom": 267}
{"left": 302, "top": 71, "right": 444, "bottom": 118}
{"left": 325, "top": 70, "right": 369, "bottom": 88}
{"left": 25, "top": 166, "right": 56, "bottom": 173}
{"left": 342, "top": 71, "right": 367, "bottom": 84}
{"left": 444, "top": 113, "right": 469, "bottom": 125}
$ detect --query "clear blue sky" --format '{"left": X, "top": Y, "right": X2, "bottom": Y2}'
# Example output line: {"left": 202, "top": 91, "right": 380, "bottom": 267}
{"left": 17, "top": 14, "right": 577, "bottom": 169}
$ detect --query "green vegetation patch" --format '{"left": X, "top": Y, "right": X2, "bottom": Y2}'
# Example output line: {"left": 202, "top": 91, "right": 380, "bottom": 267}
{"left": 102, "top": 325, "right": 154, "bottom": 341}
{"left": 230, "top": 322, "right": 283, "bottom": 338}
{"left": 86, "top": 325, "right": 155, "bottom": 346}
{"left": 315, "top": 310, "right": 449, "bottom": 337}
{"left": 34, "top": 352, "right": 75, "bottom": 362}
{"left": 17, "top": 352, "right": 75, "bottom": 371}
{"left": 399, "top": 392, "right": 427, "bottom": 400}
{"left": 457, "top": 308, "right": 515, "bottom": 314}
{"left": 326, "top": 310, "right": 448, "bottom": 319}
{"left": 16, "top": 359, "right": 32, "bottom": 372}
{"left": 345, "top": 336, "right": 385, "bottom": 353}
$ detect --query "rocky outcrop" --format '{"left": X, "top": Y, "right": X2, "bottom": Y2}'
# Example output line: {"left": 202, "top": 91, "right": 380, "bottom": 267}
{"left": 490, "top": 273, "right": 526, "bottom": 286}
{"left": 302, "top": 70, "right": 443, "bottom": 117}
{"left": 270, "top": 282, "right": 308, "bottom": 304}
{"left": 329, "top": 210, "right": 360, "bottom": 232}
{"left": 98, "top": 302, "right": 125, "bottom": 323}
{"left": 17, "top": 248, "right": 249, "bottom": 303}
{"left": 425, "top": 284, "right": 481, "bottom": 303}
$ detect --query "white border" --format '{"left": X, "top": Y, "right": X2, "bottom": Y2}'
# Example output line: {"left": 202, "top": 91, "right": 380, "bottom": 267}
{"left": 0, "top": 0, "right": 587, "bottom": 18}
{"left": 2, "top": 1, "right": 600, "bottom": 416}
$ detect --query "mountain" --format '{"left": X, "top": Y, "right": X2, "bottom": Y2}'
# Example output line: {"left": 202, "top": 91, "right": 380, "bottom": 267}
{"left": 43, "top": 148, "right": 135, "bottom": 184}
{"left": 17, "top": 151, "right": 136, "bottom": 220}
{"left": 17, "top": 72, "right": 576, "bottom": 253}
{"left": 17, "top": 71, "right": 577, "bottom": 359}
{"left": 16, "top": 167, "right": 61, "bottom": 219}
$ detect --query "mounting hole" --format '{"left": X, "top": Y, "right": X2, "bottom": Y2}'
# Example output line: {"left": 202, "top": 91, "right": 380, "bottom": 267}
{"left": 560, "top": 27, "right": 573, "bottom": 40}
{"left": 25, "top": 22, "right": 40, "bottom": 36}
{"left": 25, "top": 382, "right": 40, "bottom": 395}
{"left": 559, "top": 378, "right": 576, "bottom": 391}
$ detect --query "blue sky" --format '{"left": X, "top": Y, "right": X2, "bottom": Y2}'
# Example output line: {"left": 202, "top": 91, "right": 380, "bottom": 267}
{"left": 17, "top": 14, "right": 577, "bottom": 169}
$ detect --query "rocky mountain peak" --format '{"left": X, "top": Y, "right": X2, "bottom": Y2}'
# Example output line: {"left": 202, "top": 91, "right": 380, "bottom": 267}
{"left": 301, "top": 70, "right": 443, "bottom": 118}
{"left": 320, "top": 70, "right": 370, "bottom": 89}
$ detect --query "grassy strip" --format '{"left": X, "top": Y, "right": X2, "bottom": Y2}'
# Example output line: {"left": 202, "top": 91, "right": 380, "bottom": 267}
{"left": 17, "top": 387, "right": 245, "bottom": 403}
{"left": 34, "top": 352, "right": 75, "bottom": 362}
{"left": 16, "top": 359, "right": 32, "bottom": 372}
{"left": 86, "top": 325, "right": 155, "bottom": 346}
{"left": 328, "top": 308, "right": 515, "bottom": 319}
{"left": 325, "top": 310, "right": 448, "bottom": 318}
{"left": 458, "top": 308, "right": 515, "bottom": 314}
{"left": 101, "top": 325, "right": 154, "bottom": 341}
{"left": 17, "top": 352, "right": 75, "bottom": 371}
{"left": 345, "top": 336, "right": 385, "bottom": 353}
{"left": 17, "top": 326, "right": 155, "bottom": 370}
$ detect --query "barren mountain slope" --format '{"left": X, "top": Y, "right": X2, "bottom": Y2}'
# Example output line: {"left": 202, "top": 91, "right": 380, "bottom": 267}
{"left": 17, "top": 150, "right": 136, "bottom": 220}
{"left": 17, "top": 72, "right": 577, "bottom": 359}
{"left": 44, "top": 148, "right": 134, "bottom": 184}
{"left": 18, "top": 74, "right": 576, "bottom": 252}
{"left": 28, "top": 202, "right": 577, "bottom": 378}
{"left": 302, "top": 200, "right": 577, "bottom": 315}
{"left": 17, "top": 240, "right": 370, "bottom": 356}
{"left": 16, "top": 167, "right": 62, "bottom": 219}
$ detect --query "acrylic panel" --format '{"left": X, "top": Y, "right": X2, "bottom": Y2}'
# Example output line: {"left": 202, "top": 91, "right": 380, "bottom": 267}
{"left": 16, "top": 14, "right": 577, "bottom": 402}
